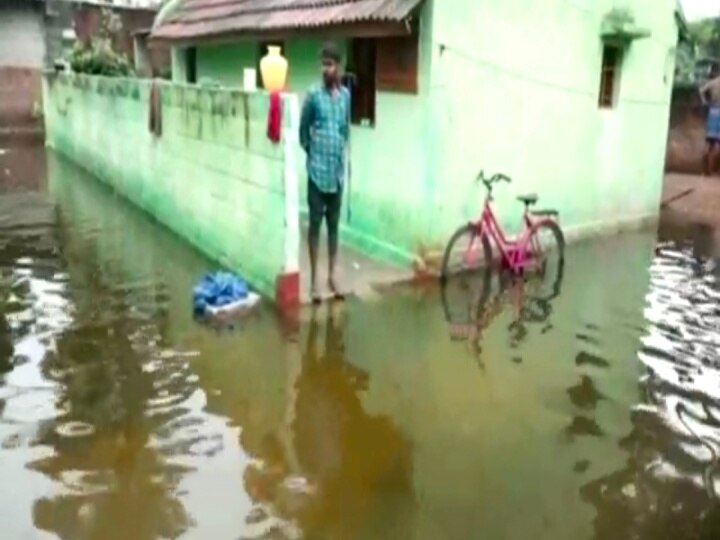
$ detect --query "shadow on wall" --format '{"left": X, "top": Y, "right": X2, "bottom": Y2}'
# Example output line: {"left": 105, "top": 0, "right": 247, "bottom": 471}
{"left": 666, "top": 85, "right": 715, "bottom": 175}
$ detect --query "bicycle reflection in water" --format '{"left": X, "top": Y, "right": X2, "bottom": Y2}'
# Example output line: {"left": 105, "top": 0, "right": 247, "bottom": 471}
{"left": 440, "top": 253, "right": 565, "bottom": 367}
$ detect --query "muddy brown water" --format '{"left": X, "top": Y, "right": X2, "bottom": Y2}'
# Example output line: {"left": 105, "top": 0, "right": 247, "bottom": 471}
{"left": 1, "top": 149, "right": 720, "bottom": 539}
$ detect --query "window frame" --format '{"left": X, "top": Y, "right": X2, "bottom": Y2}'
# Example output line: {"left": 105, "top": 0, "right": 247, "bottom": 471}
{"left": 186, "top": 46, "right": 197, "bottom": 84}
{"left": 376, "top": 34, "right": 420, "bottom": 94}
{"left": 598, "top": 45, "right": 622, "bottom": 109}
{"left": 347, "top": 38, "right": 377, "bottom": 127}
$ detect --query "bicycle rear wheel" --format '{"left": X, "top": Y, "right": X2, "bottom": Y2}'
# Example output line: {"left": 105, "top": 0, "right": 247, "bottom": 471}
{"left": 440, "top": 224, "right": 495, "bottom": 325}
{"left": 524, "top": 221, "right": 565, "bottom": 300}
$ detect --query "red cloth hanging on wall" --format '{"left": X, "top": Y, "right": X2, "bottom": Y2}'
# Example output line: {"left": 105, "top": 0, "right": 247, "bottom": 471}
{"left": 267, "top": 91, "right": 282, "bottom": 143}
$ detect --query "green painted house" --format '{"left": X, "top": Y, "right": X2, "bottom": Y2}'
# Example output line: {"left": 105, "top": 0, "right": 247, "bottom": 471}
{"left": 40, "top": 0, "right": 685, "bottom": 305}
{"left": 149, "top": 0, "right": 682, "bottom": 268}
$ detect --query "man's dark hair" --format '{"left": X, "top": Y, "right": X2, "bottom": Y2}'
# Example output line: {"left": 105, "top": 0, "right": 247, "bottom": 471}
{"left": 320, "top": 42, "right": 342, "bottom": 63}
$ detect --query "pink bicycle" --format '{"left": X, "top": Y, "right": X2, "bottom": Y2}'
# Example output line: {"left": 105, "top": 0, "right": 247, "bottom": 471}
{"left": 440, "top": 170, "right": 565, "bottom": 304}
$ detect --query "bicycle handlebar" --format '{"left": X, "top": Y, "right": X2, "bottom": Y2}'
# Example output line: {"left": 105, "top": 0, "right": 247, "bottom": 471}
{"left": 476, "top": 170, "right": 512, "bottom": 189}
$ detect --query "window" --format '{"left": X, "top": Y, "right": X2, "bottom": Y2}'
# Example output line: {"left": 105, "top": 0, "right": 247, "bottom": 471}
{"left": 377, "top": 35, "right": 419, "bottom": 94}
{"left": 598, "top": 45, "right": 622, "bottom": 108}
{"left": 257, "top": 41, "right": 285, "bottom": 88}
{"left": 186, "top": 47, "right": 197, "bottom": 84}
{"left": 347, "top": 39, "right": 377, "bottom": 126}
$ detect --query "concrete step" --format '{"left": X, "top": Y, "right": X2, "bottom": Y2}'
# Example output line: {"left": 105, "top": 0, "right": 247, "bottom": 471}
{"left": 299, "top": 229, "right": 412, "bottom": 304}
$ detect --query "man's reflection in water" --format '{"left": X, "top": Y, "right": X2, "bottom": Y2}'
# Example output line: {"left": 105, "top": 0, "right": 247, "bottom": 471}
{"left": 245, "top": 304, "right": 415, "bottom": 539}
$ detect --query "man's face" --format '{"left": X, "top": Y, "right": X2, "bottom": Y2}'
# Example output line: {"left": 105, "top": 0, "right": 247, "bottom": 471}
{"left": 322, "top": 58, "right": 339, "bottom": 86}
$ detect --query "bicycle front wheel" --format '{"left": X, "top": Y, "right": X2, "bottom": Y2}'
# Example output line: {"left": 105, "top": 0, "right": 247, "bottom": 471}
{"left": 441, "top": 224, "right": 493, "bottom": 281}
{"left": 440, "top": 224, "right": 494, "bottom": 324}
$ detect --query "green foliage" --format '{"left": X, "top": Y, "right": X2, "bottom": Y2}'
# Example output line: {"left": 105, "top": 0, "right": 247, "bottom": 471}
{"left": 70, "top": 39, "right": 133, "bottom": 77}
{"left": 673, "top": 16, "right": 720, "bottom": 87}
{"left": 69, "top": 7, "right": 133, "bottom": 77}
{"left": 675, "top": 41, "right": 698, "bottom": 87}
{"left": 688, "top": 17, "right": 720, "bottom": 57}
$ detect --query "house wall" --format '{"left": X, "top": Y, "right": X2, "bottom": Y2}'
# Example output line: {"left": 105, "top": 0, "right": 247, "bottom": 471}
{"left": 170, "top": 46, "right": 188, "bottom": 83}
{"left": 425, "top": 0, "right": 679, "bottom": 249}
{"left": 0, "top": 0, "right": 46, "bottom": 131}
{"left": 0, "top": 0, "right": 46, "bottom": 68}
{"left": 42, "top": 73, "right": 301, "bottom": 304}
{"left": 0, "top": 67, "right": 43, "bottom": 130}
{"left": 177, "top": 0, "right": 677, "bottom": 269}
{"left": 181, "top": 4, "right": 436, "bottom": 265}
{"left": 196, "top": 43, "right": 256, "bottom": 85}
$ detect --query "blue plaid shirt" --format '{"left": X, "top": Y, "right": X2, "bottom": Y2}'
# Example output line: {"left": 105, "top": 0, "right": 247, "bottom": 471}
{"left": 299, "top": 85, "right": 350, "bottom": 194}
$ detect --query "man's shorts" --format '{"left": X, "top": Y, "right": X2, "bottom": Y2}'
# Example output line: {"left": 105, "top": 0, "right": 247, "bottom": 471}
{"left": 308, "top": 180, "right": 342, "bottom": 230}
{"left": 707, "top": 107, "right": 720, "bottom": 142}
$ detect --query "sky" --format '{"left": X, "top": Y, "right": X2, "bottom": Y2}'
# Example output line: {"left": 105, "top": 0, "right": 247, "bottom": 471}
{"left": 681, "top": 0, "right": 720, "bottom": 21}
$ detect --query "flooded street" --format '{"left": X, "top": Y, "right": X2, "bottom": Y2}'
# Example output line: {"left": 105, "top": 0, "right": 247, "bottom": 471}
{"left": 1, "top": 148, "right": 720, "bottom": 539}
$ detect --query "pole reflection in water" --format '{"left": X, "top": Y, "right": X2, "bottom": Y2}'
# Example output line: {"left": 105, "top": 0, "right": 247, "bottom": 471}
{"left": 8, "top": 148, "right": 720, "bottom": 538}
{"left": 241, "top": 304, "right": 416, "bottom": 539}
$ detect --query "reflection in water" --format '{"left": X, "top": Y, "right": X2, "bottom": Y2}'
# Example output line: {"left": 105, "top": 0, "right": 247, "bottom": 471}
{"left": 292, "top": 307, "right": 414, "bottom": 538}
{"left": 241, "top": 305, "right": 415, "bottom": 539}
{"left": 18, "top": 205, "right": 196, "bottom": 538}
{"left": 441, "top": 255, "right": 565, "bottom": 365}
{"left": 581, "top": 223, "right": 720, "bottom": 540}
{"left": 5, "top": 149, "right": 720, "bottom": 538}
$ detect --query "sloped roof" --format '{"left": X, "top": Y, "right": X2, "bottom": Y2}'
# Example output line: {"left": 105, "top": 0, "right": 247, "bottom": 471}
{"left": 151, "top": 0, "right": 424, "bottom": 42}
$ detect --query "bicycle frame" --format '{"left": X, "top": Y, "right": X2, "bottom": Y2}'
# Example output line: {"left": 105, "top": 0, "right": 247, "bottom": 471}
{"left": 470, "top": 193, "right": 554, "bottom": 273}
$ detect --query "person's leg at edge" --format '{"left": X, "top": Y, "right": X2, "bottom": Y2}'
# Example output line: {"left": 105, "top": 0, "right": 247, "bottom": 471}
{"left": 308, "top": 181, "right": 323, "bottom": 302}
{"left": 326, "top": 188, "right": 343, "bottom": 298}
{"left": 706, "top": 108, "right": 720, "bottom": 176}
{"left": 707, "top": 139, "right": 719, "bottom": 177}
{"left": 704, "top": 140, "right": 714, "bottom": 177}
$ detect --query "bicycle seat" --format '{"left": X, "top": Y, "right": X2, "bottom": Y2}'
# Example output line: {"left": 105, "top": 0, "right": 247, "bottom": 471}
{"left": 532, "top": 209, "right": 559, "bottom": 217}
{"left": 517, "top": 194, "right": 538, "bottom": 205}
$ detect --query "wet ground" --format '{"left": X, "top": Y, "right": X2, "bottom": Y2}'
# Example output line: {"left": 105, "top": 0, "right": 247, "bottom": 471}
{"left": 2, "top": 147, "right": 720, "bottom": 539}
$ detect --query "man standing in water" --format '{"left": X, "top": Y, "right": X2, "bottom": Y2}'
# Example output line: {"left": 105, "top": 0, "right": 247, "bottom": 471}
{"left": 299, "top": 43, "right": 350, "bottom": 302}
{"left": 700, "top": 66, "right": 720, "bottom": 176}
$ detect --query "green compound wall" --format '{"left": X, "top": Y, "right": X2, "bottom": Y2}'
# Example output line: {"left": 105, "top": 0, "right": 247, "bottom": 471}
{"left": 43, "top": 73, "right": 301, "bottom": 305}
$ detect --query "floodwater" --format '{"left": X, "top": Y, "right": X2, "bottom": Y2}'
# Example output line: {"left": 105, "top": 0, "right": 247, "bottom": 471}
{"left": 1, "top": 148, "right": 720, "bottom": 540}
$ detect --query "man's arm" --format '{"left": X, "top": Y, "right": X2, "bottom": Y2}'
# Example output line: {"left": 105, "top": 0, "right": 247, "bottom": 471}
{"left": 699, "top": 76, "right": 720, "bottom": 106}
{"left": 299, "top": 91, "right": 314, "bottom": 152}
{"left": 700, "top": 81, "right": 710, "bottom": 106}
{"left": 340, "top": 88, "right": 350, "bottom": 143}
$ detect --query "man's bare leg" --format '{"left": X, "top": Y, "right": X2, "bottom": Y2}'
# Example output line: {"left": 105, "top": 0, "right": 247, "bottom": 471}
{"left": 327, "top": 194, "right": 343, "bottom": 299}
{"left": 328, "top": 253, "right": 340, "bottom": 297}
{"left": 308, "top": 234, "right": 320, "bottom": 302}
{"left": 307, "top": 181, "right": 324, "bottom": 303}
{"left": 704, "top": 142, "right": 713, "bottom": 177}
{"left": 710, "top": 142, "right": 720, "bottom": 177}
{"left": 328, "top": 238, "right": 343, "bottom": 298}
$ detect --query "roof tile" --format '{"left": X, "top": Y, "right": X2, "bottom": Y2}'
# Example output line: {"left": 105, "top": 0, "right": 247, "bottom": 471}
{"left": 152, "top": 0, "right": 423, "bottom": 41}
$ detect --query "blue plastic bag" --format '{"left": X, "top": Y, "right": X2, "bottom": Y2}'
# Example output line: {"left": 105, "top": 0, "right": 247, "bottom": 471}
{"left": 192, "top": 271, "right": 249, "bottom": 316}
